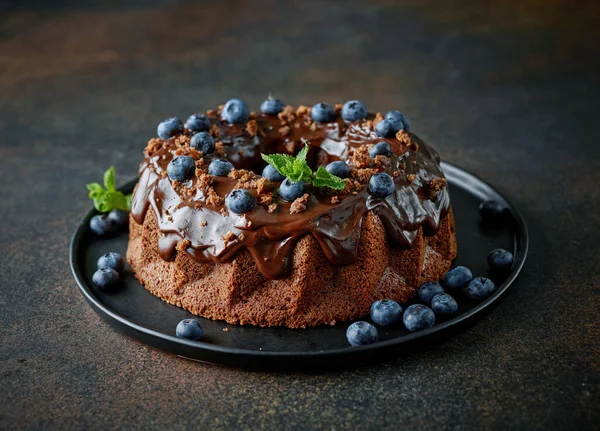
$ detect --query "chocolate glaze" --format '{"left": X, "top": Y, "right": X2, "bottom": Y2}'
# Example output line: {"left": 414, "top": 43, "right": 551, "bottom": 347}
{"left": 131, "top": 109, "right": 450, "bottom": 280}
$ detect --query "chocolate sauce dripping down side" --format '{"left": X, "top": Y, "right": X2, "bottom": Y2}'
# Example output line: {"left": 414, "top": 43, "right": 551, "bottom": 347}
{"left": 130, "top": 111, "right": 451, "bottom": 280}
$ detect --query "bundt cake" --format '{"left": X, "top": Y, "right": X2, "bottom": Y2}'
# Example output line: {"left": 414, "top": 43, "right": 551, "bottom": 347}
{"left": 126, "top": 99, "right": 457, "bottom": 328}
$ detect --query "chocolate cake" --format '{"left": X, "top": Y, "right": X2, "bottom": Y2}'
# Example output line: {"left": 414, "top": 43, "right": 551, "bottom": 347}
{"left": 126, "top": 100, "right": 457, "bottom": 328}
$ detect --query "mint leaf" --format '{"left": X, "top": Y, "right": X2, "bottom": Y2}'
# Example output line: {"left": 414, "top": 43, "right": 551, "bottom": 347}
{"left": 86, "top": 182, "right": 104, "bottom": 199}
{"left": 104, "top": 166, "right": 116, "bottom": 191}
{"left": 296, "top": 142, "right": 309, "bottom": 163}
{"left": 312, "top": 166, "right": 347, "bottom": 190}
{"left": 290, "top": 158, "right": 312, "bottom": 182}
{"left": 126, "top": 193, "right": 132, "bottom": 210}
{"left": 261, "top": 153, "right": 296, "bottom": 177}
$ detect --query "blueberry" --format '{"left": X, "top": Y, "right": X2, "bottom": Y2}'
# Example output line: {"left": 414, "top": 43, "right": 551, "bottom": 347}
{"left": 221, "top": 98, "right": 249, "bottom": 124}
{"left": 226, "top": 189, "right": 256, "bottom": 214}
{"left": 311, "top": 102, "right": 335, "bottom": 123}
{"left": 375, "top": 118, "right": 400, "bottom": 138}
{"left": 341, "top": 100, "right": 367, "bottom": 122}
{"left": 346, "top": 321, "right": 378, "bottom": 346}
{"left": 190, "top": 131, "right": 215, "bottom": 154}
{"left": 325, "top": 161, "right": 350, "bottom": 179}
{"left": 107, "top": 209, "right": 128, "bottom": 230}
{"left": 157, "top": 117, "right": 184, "bottom": 140}
{"left": 418, "top": 281, "right": 444, "bottom": 305}
{"left": 175, "top": 319, "right": 203, "bottom": 341}
{"left": 279, "top": 179, "right": 305, "bottom": 202}
{"left": 431, "top": 293, "right": 458, "bottom": 317}
{"left": 487, "top": 248, "right": 514, "bottom": 270}
{"left": 479, "top": 200, "right": 506, "bottom": 220}
{"left": 384, "top": 110, "right": 410, "bottom": 131}
{"left": 262, "top": 164, "right": 285, "bottom": 182}
{"left": 97, "top": 252, "right": 125, "bottom": 274}
{"left": 403, "top": 304, "right": 435, "bottom": 332}
{"left": 167, "top": 156, "right": 196, "bottom": 182}
{"left": 89, "top": 214, "right": 118, "bottom": 237}
{"left": 92, "top": 268, "right": 120, "bottom": 290}
{"left": 208, "top": 158, "right": 234, "bottom": 176}
{"left": 368, "top": 172, "right": 395, "bottom": 198}
{"left": 369, "top": 141, "right": 391, "bottom": 158}
{"left": 260, "top": 97, "right": 285, "bottom": 115}
{"left": 370, "top": 299, "right": 403, "bottom": 327}
{"left": 467, "top": 277, "right": 496, "bottom": 300}
{"left": 442, "top": 266, "right": 473, "bottom": 290}
{"left": 185, "top": 113, "right": 210, "bottom": 133}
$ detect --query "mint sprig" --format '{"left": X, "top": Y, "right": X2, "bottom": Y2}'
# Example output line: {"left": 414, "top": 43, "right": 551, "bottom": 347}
{"left": 86, "top": 166, "right": 132, "bottom": 213}
{"left": 261, "top": 142, "right": 346, "bottom": 190}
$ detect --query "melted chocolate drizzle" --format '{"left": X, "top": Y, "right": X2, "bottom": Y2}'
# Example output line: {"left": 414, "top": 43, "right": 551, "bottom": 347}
{"left": 131, "top": 110, "right": 450, "bottom": 280}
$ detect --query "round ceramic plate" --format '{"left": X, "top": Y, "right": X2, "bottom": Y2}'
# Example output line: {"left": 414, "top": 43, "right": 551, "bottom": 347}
{"left": 70, "top": 163, "right": 528, "bottom": 370}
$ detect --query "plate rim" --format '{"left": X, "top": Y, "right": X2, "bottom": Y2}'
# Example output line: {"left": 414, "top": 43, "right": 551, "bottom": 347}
{"left": 69, "top": 162, "right": 529, "bottom": 361}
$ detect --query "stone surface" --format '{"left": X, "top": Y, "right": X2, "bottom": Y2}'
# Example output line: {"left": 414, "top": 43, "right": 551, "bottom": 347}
{"left": 1, "top": 0, "right": 599, "bottom": 429}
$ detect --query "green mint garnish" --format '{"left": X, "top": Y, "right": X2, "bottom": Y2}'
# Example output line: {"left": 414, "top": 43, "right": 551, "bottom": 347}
{"left": 86, "top": 166, "right": 132, "bottom": 213}
{"left": 261, "top": 141, "right": 346, "bottom": 190}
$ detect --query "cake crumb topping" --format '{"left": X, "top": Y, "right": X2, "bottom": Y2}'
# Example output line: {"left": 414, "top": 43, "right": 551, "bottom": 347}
{"left": 290, "top": 193, "right": 309, "bottom": 214}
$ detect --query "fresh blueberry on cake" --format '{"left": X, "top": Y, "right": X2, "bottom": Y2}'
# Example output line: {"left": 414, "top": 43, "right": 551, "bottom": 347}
{"left": 346, "top": 321, "right": 379, "bottom": 346}
{"left": 97, "top": 252, "right": 125, "bottom": 275}
{"left": 185, "top": 113, "right": 211, "bottom": 133}
{"left": 311, "top": 102, "right": 335, "bottom": 123}
{"left": 341, "top": 100, "right": 367, "bottom": 122}
{"left": 208, "top": 159, "right": 234, "bottom": 176}
{"left": 92, "top": 268, "right": 120, "bottom": 290}
{"left": 370, "top": 299, "right": 403, "bottom": 327}
{"left": 107, "top": 209, "right": 129, "bottom": 230}
{"left": 260, "top": 97, "right": 285, "bottom": 115}
{"left": 125, "top": 100, "right": 457, "bottom": 328}
{"left": 479, "top": 200, "right": 506, "bottom": 220}
{"left": 89, "top": 214, "right": 118, "bottom": 237}
{"left": 221, "top": 98, "right": 249, "bottom": 124}
{"left": 442, "top": 266, "right": 473, "bottom": 290}
{"left": 431, "top": 293, "right": 458, "bottom": 317}
{"left": 190, "top": 131, "right": 215, "bottom": 154}
{"left": 403, "top": 304, "right": 435, "bottom": 332}
{"left": 175, "top": 319, "right": 203, "bottom": 341}
{"left": 157, "top": 117, "right": 184, "bottom": 140}
{"left": 167, "top": 156, "right": 196, "bottom": 182}
{"left": 467, "top": 277, "right": 496, "bottom": 300}
{"left": 487, "top": 248, "right": 514, "bottom": 270}
{"left": 418, "top": 281, "right": 444, "bottom": 305}
{"left": 384, "top": 110, "right": 410, "bottom": 132}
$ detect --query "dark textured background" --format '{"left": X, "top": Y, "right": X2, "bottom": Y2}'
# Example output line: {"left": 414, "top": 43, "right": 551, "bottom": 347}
{"left": 1, "top": 0, "right": 599, "bottom": 429}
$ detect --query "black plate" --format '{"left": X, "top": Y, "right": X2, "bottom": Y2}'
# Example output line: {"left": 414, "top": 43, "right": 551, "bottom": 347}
{"left": 70, "top": 163, "right": 528, "bottom": 370}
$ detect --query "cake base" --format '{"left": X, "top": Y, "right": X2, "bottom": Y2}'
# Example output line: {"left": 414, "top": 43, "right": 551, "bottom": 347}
{"left": 127, "top": 208, "right": 457, "bottom": 328}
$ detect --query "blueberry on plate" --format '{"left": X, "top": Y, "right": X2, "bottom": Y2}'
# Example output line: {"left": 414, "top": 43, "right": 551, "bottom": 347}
{"left": 346, "top": 321, "right": 378, "bottom": 346}
{"left": 107, "top": 209, "right": 128, "bottom": 230}
{"left": 384, "top": 110, "right": 410, "bottom": 131}
{"left": 92, "top": 268, "right": 120, "bottom": 290}
{"left": 260, "top": 97, "right": 285, "bottom": 115}
{"left": 279, "top": 179, "right": 305, "bottom": 202}
{"left": 208, "top": 159, "right": 234, "bottom": 177}
{"left": 176, "top": 319, "right": 203, "bottom": 341}
{"left": 190, "top": 131, "right": 215, "bottom": 154}
{"left": 97, "top": 252, "right": 125, "bottom": 274}
{"left": 89, "top": 214, "right": 118, "bottom": 237}
{"left": 325, "top": 161, "right": 350, "bottom": 179}
{"left": 157, "top": 117, "right": 184, "bottom": 140}
{"left": 185, "top": 113, "right": 210, "bottom": 133}
{"left": 368, "top": 172, "right": 395, "bottom": 198}
{"left": 467, "top": 277, "right": 496, "bottom": 300}
{"left": 442, "top": 266, "right": 473, "bottom": 290}
{"left": 431, "top": 293, "right": 458, "bottom": 317}
{"left": 341, "top": 100, "right": 367, "bottom": 122}
{"left": 370, "top": 299, "right": 403, "bottom": 327}
{"left": 479, "top": 200, "right": 506, "bottom": 220}
{"left": 417, "top": 281, "right": 444, "bottom": 305}
{"left": 311, "top": 102, "right": 335, "bottom": 123}
{"left": 262, "top": 164, "right": 285, "bottom": 182}
{"left": 403, "top": 304, "right": 435, "bottom": 332}
{"left": 167, "top": 156, "right": 196, "bottom": 182}
{"left": 369, "top": 141, "right": 391, "bottom": 158}
{"left": 375, "top": 118, "right": 400, "bottom": 138}
{"left": 221, "top": 99, "right": 249, "bottom": 124}
{"left": 226, "top": 189, "right": 256, "bottom": 214}
{"left": 487, "top": 248, "right": 514, "bottom": 270}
